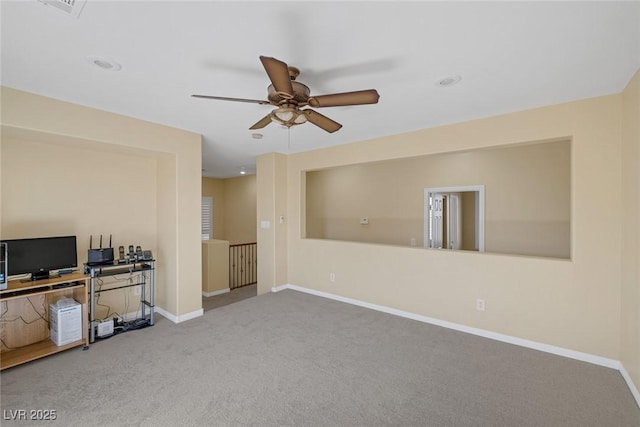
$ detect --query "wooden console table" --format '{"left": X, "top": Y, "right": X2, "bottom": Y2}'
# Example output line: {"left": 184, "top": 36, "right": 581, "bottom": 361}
{"left": 0, "top": 272, "right": 89, "bottom": 370}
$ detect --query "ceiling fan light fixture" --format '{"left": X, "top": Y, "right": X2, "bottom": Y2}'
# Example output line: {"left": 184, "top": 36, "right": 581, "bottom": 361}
{"left": 294, "top": 113, "right": 307, "bottom": 124}
{"left": 270, "top": 106, "right": 307, "bottom": 127}
{"left": 275, "top": 109, "right": 294, "bottom": 122}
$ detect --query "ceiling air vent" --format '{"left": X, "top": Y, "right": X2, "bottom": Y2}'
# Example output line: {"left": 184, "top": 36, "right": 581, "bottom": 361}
{"left": 38, "top": 0, "right": 87, "bottom": 19}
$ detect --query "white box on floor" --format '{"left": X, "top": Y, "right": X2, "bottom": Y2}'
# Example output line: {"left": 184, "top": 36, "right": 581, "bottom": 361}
{"left": 49, "top": 298, "right": 82, "bottom": 346}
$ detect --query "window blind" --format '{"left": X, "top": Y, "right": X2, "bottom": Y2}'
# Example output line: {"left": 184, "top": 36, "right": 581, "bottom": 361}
{"left": 202, "top": 196, "right": 213, "bottom": 240}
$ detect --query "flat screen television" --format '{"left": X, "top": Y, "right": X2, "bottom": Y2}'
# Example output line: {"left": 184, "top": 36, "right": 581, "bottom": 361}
{"left": 1, "top": 236, "right": 78, "bottom": 281}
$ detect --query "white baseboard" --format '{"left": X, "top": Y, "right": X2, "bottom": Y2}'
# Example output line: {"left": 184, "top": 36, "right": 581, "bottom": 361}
{"left": 271, "top": 285, "right": 288, "bottom": 293}
{"left": 203, "top": 288, "right": 230, "bottom": 297}
{"left": 619, "top": 363, "right": 640, "bottom": 408}
{"left": 154, "top": 306, "right": 203, "bottom": 323}
{"left": 274, "top": 283, "right": 640, "bottom": 408}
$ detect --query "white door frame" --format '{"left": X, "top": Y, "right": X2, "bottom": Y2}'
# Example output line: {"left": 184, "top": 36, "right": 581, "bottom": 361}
{"left": 424, "top": 185, "right": 485, "bottom": 252}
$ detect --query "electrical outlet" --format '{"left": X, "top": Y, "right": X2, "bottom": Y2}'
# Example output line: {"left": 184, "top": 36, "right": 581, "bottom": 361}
{"left": 329, "top": 273, "right": 336, "bottom": 283}
{"left": 134, "top": 286, "right": 141, "bottom": 296}
{"left": 476, "top": 298, "right": 485, "bottom": 311}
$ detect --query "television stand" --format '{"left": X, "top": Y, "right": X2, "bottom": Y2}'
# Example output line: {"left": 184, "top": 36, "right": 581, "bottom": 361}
{"left": 0, "top": 272, "right": 89, "bottom": 370}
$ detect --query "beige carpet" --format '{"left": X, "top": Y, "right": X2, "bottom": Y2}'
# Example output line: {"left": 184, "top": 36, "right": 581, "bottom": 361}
{"left": 202, "top": 284, "right": 256, "bottom": 312}
{"left": 1, "top": 289, "right": 639, "bottom": 426}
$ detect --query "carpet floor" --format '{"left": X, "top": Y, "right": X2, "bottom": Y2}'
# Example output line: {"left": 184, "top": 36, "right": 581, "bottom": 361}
{"left": 1, "top": 289, "right": 639, "bottom": 426}
{"left": 202, "top": 284, "right": 256, "bottom": 312}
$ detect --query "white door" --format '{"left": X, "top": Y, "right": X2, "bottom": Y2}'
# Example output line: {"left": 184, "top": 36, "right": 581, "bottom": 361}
{"left": 430, "top": 194, "right": 444, "bottom": 248}
{"left": 426, "top": 191, "right": 462, "bottom": 250}
{"left": 447, "top": 193, "right": 462, "bottom": 250}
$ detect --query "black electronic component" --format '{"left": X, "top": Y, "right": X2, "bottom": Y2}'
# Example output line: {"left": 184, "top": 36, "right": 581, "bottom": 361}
{"left": 87, "top": 234, "right": 114, "bottom": 266}
{"left": 1, "top": 236, "right": 77, "bottom": 281}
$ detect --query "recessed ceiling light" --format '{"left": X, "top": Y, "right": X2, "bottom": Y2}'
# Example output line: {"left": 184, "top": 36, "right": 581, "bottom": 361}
{"left": 87, "top": 55, "right": 122, "bottom": 71}
{"left": 251, "top": 133, "right": 263, "bottom": 139}
{"left": 437, "top": 75, "right": 462, "bottom": 87}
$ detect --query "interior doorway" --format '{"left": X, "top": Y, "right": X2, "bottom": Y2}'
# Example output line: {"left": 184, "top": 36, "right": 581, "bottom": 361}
{"left": 424, "top": 186, "right": 485, "bottom": 252}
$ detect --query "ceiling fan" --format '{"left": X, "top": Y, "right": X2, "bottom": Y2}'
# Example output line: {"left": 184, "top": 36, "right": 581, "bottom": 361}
{"left": 192, "top": 56, "right": 380, "bottom": 133}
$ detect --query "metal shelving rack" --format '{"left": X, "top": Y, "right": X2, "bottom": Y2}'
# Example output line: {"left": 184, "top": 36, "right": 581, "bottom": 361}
{"left": 84, "top": 260, "right": 155, "bottom": 343}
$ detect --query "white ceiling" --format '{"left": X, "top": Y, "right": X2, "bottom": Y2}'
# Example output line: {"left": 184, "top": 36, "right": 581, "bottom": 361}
{"left": 2, "top": 1, "right": 639, "bottom": 178}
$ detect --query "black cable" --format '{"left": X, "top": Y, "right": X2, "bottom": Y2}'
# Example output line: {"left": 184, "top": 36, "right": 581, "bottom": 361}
{"left": 1, "top": 337, "right": 17, "bottom": 350}
{"left": 134, "top": 271, "right": 145, "bottom": 321}
{"left": 0, "top": 301, "right": 8, "bottom": 318}
{"left": 0, "top": 297, "right": 48, "bottom": 350}
{"left": 91, "top": 269, "right": 147, "bottom": 324}
{"left": 25, "top": 296, "right": 49, "bottom": 326}
{"left": 95, "top": 278, "right": 114, "bottom": 320}
{"left": 0, "top": 298, "right": 48, "bottom": 326}
{"left": 95, "top": 276, "right": 140, "bottom": 322}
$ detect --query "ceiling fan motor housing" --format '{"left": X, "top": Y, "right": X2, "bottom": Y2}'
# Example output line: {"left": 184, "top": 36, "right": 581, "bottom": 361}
{"left": 267, "top": 82, "right": 310, "bottom": 105}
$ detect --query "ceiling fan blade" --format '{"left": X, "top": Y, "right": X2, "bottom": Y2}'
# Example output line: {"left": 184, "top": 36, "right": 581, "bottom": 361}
{"left": 249, "top": 114, "right": 272, "bottom": 130}
{"left": 302, "top": 110, "right": 342, "bottom": 133}
{"left": 259, "top": 56, "right": 294, "bottom": 99}
{"left": 192, "top": 94, "right": 270, "bottom": 105}
{"left": 308, "top": 89, "right": 380, "bottom": 108}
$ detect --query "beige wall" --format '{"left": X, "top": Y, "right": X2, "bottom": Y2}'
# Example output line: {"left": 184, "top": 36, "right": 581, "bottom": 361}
{"left": 1, "top": 87, "right": 202, "bottom": 319}
{"left": 306, "top": 140, "right": 570, "bottom": 258}
{"left": 202, "top": 175, "right": 256, "bottom": 245}
{"left": 202, "top": 239, "right": 230, "bottom": 294}
{"left": 1, "top": 136, "right": 157, "bottom": 245}
{"left": 621, "top": 70, "right": 640, "bottom": 394}
{"left": 259, "top": 91, "right": 628, "bottom": 365}
{"left": 223, "top": 175, "right": 257, "bottom": 245}
{"left": 256, "top": 153, "right": 288, "bottom": 294}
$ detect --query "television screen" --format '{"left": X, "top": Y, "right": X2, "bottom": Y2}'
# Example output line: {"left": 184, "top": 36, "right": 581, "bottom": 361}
{"left": 1, "top": 236, "right": 77, "bottom": 281}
